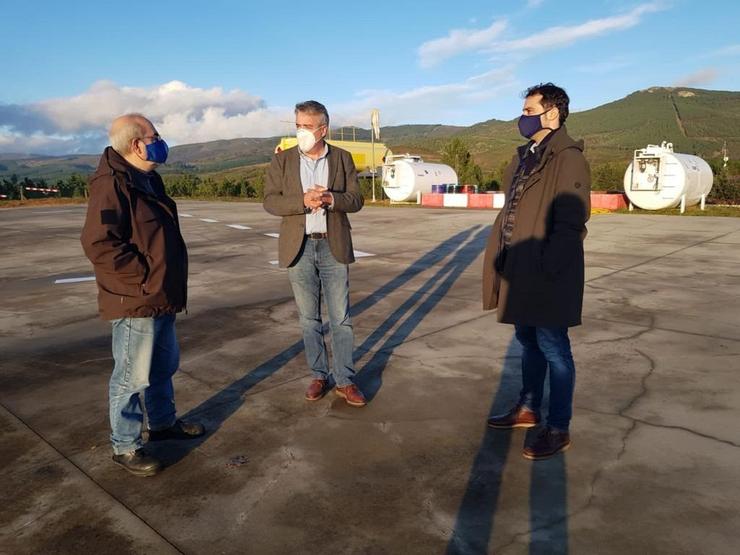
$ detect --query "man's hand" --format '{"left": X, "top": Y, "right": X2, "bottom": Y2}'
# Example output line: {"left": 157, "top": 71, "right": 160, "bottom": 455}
{"left": 304, "top": 189, "right": 323, "bottom": 211}
{"left": 306, "top": 186, "right": 333, "bottom": 213}
{"left": 311, "top": 186, "right": 333, "bottom": 210}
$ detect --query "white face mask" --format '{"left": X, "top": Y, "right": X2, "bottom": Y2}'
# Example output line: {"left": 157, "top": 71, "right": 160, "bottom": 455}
{"left": 296, "top": 127, "right": 321, "bottom": 153}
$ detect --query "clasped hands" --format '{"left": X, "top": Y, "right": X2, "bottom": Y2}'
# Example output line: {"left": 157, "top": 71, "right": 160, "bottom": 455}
{"left": 303, "top": 186, "right": 333, "bottom": 214}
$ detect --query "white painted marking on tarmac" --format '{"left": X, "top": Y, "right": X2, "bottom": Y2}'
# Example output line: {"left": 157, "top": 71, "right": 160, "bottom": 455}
{"left": 269, "top": 260, "right": 279, "bottom": 265}
{"left": 200, "top": 218, "right": 219, "bottom": 223}
{"left": 353, "top": 250, "right": 375, "bottom": 258}
{"left": 264, "top": 233, "right": 280, "bottom": 238}
{"left": 181, "top": 213, "right": 193, "bottom": 217}
{"left": 226, "top": 224, "right": 251, "bottom": 230}
{"left": 30, "top": 209, "right": 86, "bottom": 215}
{"left": 55, "top": 276, "right": 96, "bottom": 284}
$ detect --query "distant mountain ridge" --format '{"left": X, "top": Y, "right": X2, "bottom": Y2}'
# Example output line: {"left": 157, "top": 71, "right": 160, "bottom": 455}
{"left": 1, "top": 86, "right": 737, "bottom": 181}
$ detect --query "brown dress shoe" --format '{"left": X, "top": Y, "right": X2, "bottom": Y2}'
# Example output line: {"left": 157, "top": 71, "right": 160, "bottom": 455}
{"left": 523, "top": 426, "right": 571, "bottom": 460}
{"left": 305, "top": 379, "right": 329, "bottom": 401}
{"left": 335, "top": 384, "right": 367, "bottom": 407}
{"left": 487, "top": 405, "right": 539, "bottom": 429}
{"left": 112, "top": 448, "right": 163, "bottom": 477}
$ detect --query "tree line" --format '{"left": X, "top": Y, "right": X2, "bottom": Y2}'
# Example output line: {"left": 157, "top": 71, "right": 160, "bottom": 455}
{"left": 2, "top": 141, "right": 738, "bottom": 202}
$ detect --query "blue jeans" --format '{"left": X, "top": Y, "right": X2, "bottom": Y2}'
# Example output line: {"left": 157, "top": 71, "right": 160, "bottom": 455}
{"left": 109, "top": 313, "right": 179, "bottom": 454}
{"left": 514, "top": 325, "right": 576, "bottom": 432}
{"left": 287, "top": 238, "right": 356, "bottom": 387}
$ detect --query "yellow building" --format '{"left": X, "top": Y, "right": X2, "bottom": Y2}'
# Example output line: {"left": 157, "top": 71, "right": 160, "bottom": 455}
{"left": 275, "top": 137, "right": 392, "bottom": 172}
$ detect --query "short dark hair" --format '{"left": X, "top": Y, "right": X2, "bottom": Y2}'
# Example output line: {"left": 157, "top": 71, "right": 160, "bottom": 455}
{"left": 523, "top": 83, "right": 569, "bottom": 124}
{"left": 295, "top": 100, "right": 329, "bottom": 126}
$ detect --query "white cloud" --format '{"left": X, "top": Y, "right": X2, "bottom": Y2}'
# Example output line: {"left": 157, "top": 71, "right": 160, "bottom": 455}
{"left": 334, "top": 67, "right": 520, "bottom": 127}
{"left": 487, "top": 3, "right": 665, "bottom": 53}
{"left": 418, "top": 20, "right": 507, "bottom": 68}
{"left": 417, "top": 3, "right": 665, "bottom": 67}
{"left": 0, "top": 80, "right": 293, "bottom": 155}
{"left": 673, "top": 68, "right": 719, "bottom": 87}
{"left": 574, "top": 58, "right": 631, "bottom": 74}
{"left": 1, "top": 70, "right": 521, "bottom": 155}
{"left": 697, "top": 43, "right": 740, "bottom": 59}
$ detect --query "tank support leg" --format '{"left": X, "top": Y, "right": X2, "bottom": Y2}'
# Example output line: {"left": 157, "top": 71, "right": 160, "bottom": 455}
{"left": 629, "top": 202, "right": 634, "bottom": 212}
{"left": 700, "top": 194, "right": 706, "bottom": 211}
{"left": 680, "top": 194, "right": 686, "bottom": 214}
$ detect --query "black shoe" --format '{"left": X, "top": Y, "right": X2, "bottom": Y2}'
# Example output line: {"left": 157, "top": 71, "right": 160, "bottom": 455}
{"left": 523, "top": 426, "right": 571, "bottom": 460}
{"left": 148, "top": 419, "right": 206, "bottom": 441}
{"left": 112, "top": 448, "right": 163, "bottom": 477}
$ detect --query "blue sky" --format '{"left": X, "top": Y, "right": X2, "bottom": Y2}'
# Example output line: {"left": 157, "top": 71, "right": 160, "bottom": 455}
{"left": 1, "top": 0, "right": 738, "bottom": 154}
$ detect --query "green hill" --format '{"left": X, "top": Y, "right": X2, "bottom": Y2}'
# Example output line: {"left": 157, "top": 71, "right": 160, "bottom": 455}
{"left": 449, "top": 87, "right": 740, "bottom": 169}
{"left": 1, "top": 87, "right": 737, "bottom": 181}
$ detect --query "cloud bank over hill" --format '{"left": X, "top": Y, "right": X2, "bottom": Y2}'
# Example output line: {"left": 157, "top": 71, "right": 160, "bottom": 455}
{"left": 0, "top": 80, "right": 293, "bottom": 155}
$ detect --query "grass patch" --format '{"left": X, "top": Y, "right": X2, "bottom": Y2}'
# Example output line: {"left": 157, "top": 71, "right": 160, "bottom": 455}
{"left": 0, "top": 198, "right": 88, "bottom": 208}
{"left": 614, "top": 205, "right": 740, "bottom": 217}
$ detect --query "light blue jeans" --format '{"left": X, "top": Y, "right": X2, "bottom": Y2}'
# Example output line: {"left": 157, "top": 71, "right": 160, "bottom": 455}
{"left": 287, "top": 238, "right": 356, "bottom": 387}
{"left": 109, "top": 313, "right": 179, "bottom": 454}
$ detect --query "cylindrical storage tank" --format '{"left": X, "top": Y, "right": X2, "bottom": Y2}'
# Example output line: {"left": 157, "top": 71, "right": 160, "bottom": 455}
{"left": 382, "top": 155, "right": 458, "bottom": 202}
{"left": 623, "top": 142, "right": 713, "bottom": 210}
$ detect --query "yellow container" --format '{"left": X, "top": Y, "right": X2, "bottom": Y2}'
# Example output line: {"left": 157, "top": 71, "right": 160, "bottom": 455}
{"left": 275, "top": 137, "right": 391, "bottom": 172}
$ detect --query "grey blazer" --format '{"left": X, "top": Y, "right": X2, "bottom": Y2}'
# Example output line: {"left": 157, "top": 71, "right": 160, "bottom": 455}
{"left": 263, "top": 144, "right": 364, "bottom": 268}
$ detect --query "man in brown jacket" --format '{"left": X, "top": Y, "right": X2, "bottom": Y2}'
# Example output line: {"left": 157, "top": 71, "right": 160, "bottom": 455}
{"left": 264, "top": 100, "right": 366, "bottom": 407}
{"left": 482, "top": 83, "right": 590, "bottom": 460}
{"left": 81, "top": 114, "right": 204, "bottom": 477}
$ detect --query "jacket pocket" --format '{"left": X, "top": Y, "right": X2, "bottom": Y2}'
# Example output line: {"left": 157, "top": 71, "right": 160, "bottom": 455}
{"left": 96, "top": 270, "right": 144, "bottom": 298}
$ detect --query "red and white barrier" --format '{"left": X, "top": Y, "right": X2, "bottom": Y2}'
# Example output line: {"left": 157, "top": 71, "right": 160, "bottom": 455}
{"left": 422, "top": 192, "right": 505, "bottom": 209}
{"left": 590, "top": 193, "right": 628, "bottom": 210}
{"left": 24, "top": 186, "right": 60, "bottom": 193}
{"left": 422, "top": 192, "right": 628, "bottom": 211}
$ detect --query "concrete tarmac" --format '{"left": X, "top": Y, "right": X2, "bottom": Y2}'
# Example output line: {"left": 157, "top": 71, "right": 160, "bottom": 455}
{"left": 1, "top": 201, "right": 739, "bottom": 554}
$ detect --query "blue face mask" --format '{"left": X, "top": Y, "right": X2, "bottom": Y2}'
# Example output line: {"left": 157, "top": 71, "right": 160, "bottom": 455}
{"left": 517, "top": 108, "right": 553, "bottom": 139}
{"left": 145, "top": 138, "right": 169, "bottom": 164}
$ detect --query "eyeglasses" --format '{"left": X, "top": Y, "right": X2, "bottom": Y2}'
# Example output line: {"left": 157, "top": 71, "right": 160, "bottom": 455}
{"left": 137, "top": 134, "right": 161, "bottom": 143}
{"left": 295, "top": 124, "right": 325, "bottom": 131}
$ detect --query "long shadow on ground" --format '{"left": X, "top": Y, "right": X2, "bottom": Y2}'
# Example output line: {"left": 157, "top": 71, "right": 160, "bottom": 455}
{"left": 161, "top": 225, "right": 485, "bottom": 466}
{"left": 446, "top": 341, "right": 569, "bottom": 554}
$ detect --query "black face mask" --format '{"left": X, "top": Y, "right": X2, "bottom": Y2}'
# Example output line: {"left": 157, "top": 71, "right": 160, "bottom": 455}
{"left": 517, "top": 108, "right": 554, "bottom": 139}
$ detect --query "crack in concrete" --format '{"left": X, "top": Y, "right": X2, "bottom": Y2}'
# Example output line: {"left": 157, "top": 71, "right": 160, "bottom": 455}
{"left": 494, "top": 348, "right": 657, "bottom": 553}
{"left": 577, "top": 406, "right": 740, "bottom": 449}
{"left": 582, "top": 315, "right": 740, "bottom": 343}
{"left": 583, "top": 317, "right": 654, "bottom": 345}
{"left": 586, "top": 227, "right": 740, "bottom": 285}
{"left": 0, "top": 401, "right": 185, "bottom": 554}
{"left": 235, "top": 445, "right": 298, "bottom": 525}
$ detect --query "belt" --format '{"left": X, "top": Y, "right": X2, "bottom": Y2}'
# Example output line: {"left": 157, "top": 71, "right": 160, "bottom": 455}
{"left": 306, "top": 232, "right": 327, "bottom": 239}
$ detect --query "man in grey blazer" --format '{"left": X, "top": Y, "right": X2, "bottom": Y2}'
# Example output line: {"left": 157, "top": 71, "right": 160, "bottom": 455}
{"left": 264, "top": 100, "right": 366, "bottom": 407}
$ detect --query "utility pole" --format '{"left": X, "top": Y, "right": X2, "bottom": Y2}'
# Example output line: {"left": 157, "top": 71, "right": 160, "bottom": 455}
{"left": 722, "top": 140, "right": 729, "bottom": 169}
{"left": 370, "top": 109, "right": 380, "bottom": 203}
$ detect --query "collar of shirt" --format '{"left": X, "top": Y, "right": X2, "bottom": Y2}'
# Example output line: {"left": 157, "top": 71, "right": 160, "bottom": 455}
{"left": 299, "top": 142, "right": 329, "bottom": 163}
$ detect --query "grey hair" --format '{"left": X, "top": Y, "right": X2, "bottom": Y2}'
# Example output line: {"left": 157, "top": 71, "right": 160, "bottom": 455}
{"left": 109, "top": 113, "right": 148, "bottom": 155}
{"left": 295, "top": 100, "right": 329, "bottom": 126}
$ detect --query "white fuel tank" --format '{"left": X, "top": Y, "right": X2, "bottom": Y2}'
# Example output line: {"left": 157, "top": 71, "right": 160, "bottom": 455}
{"left": 381, "top": 154, "right": 458, "bottom": 202}
{"left": 623, "top": 142, "right": 713, "bottom": 210}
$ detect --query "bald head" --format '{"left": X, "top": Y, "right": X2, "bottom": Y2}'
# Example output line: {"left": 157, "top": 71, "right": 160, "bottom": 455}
{"left": 109, "top": 113, "right": 156, "bottom": 156}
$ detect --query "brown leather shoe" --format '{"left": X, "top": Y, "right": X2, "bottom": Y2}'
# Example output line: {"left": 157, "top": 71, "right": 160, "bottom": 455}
{"left": 335, "top": 384, "right": 367, "bottom": 407}
{"left": 523, "top": 426, "right": 571, "bottom": 460}
{"left": 487, "top": 405, "right": 539, "bottom": 429}
{"left": 305, "top": 379, "right": 329, "bottom": 401}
